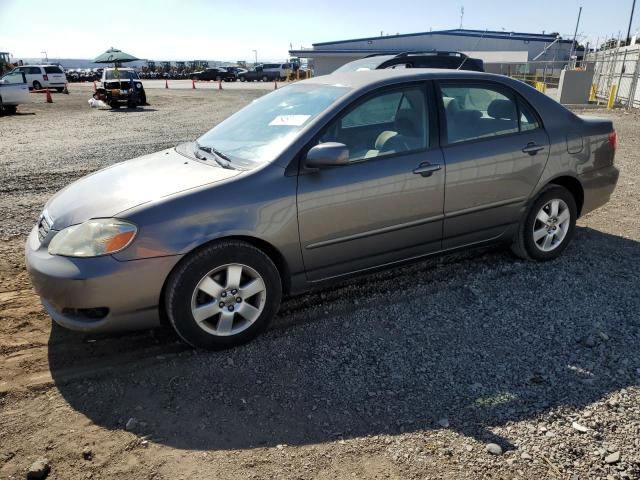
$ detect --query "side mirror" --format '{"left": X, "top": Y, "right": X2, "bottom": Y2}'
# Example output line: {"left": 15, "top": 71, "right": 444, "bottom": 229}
{"left": 305, "top": 143, "right": 350, "bottom": 168}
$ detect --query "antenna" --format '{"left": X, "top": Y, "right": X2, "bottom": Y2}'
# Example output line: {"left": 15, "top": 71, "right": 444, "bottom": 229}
{"left": 459, "top": 6, "right": 464, "bottom": 29}
{"left": 457, "top": 29, "right": 487, "bottom": 69}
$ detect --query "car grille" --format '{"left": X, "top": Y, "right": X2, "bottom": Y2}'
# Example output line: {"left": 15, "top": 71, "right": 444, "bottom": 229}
{"left": 37, "top": 213, "right": 51, "bottom": 243}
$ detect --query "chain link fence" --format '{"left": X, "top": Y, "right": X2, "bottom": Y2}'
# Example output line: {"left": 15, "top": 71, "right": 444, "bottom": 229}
{"left": 586, "top": 45, "right": 640, "bottom": 109}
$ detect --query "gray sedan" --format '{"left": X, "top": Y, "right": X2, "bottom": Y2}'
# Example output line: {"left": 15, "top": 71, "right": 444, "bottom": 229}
{"left": 26, "top": 69, "right": 619, "bottom": 348}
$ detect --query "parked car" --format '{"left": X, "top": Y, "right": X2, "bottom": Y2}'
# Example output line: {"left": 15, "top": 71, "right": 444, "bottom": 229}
{"left": 334, "top": 51, "right": 484, "bottom": 73}
{"left": 9, "top": 64, "right": 67, "bottom": 91}
{"left": 237, "top": 65, "right": 280, "bottom": 82}
{"left": 0, "top": 70, "right": 29, "bottom": 114}
{"left": 95, "top": 68, "right": 147, "bottom": 108}
{"left": 26, "top": 69, "right": 619, "bottom": 348}
{"left": 190, "top": 67, "right": 236, "bottom": 82}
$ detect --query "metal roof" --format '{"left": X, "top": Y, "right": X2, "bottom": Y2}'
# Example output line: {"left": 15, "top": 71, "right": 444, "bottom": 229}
{"left": 311, "top": 28, "right": 575, "bottom": 47}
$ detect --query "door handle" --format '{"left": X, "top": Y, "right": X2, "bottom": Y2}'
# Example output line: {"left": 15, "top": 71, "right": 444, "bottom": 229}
{"left": 413, "top": 162, "right": 442, "bottom": 177}
{"left": 522, "top": 142, "right": 545, "bottom": 155}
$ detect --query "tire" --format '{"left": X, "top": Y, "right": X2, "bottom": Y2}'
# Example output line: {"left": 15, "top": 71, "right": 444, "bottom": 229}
{"left": 165, "top": 240, "right": 282, "bottom": 349}
{"left": 33, "top": 81, "right": 42, "bottom": 90}
{"left": 261, "top": 75, "right": 268, "bottom": 82}
{"left": 5, "top": 105, "right": 17, "bottom": 114}
{"left": 511, "top": 185, "right": 577, "bottom": 261}
{"left": 239, "top": 77, "right": 246, "bottom": 82}
{"left": 0, "top": 96, "right": 3, "bottom": 116}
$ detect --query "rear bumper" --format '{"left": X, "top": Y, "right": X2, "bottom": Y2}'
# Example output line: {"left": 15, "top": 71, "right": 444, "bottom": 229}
{"left": 579, "top": 165, "right": 619, "bottom": 216}
{"left": 25, "top": 226, "right": 182, "bottom": 332}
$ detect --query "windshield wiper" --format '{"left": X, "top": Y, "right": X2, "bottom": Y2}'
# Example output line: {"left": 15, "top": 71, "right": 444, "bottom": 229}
{"left": 194, "top": 142, "right": 236, "bottom": 170}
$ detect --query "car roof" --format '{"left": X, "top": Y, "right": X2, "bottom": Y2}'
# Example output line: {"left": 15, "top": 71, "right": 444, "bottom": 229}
{"left": 304, "top": 68, "right": 506, "bottom": 89}
{"left": 105, "top": 67, "right": 134, "bottom": 71}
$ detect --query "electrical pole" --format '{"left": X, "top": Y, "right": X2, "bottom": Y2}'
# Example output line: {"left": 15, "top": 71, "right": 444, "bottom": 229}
{"left": 569, "top": 6, "right": 582, "bottom": 65}
{"left": 614, "top": 0, "right": 636, "bottom": 105}
{"left": 252, "top": 50, "right": 258, "bottom": 66}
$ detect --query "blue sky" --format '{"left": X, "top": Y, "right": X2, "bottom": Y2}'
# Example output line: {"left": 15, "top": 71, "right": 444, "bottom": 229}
{"left": 0, "top": 0, "right": 637, "bottom": 62}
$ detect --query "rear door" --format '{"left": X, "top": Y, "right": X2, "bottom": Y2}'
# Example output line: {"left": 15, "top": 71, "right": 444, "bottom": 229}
{"left": 43, "top": 65, "right": 66, "bottom": 86}
{"left": 436, "top": 80, "right": 550, "bottom": 248}
{"left": 297, "top": 82, "right": 445, "bottom": 281}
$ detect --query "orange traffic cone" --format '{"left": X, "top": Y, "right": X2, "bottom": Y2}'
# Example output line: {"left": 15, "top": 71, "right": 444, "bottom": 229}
{"left": 92, "top": 80, "right": 97, "bottom": 92}
{"left": 218, "top": 79, "right": 223, "bottom": 90}
{"left": 165, "top": 79, "right": 169, "bottom": 89}
{"left": 192, "top": 79, "right": 196, "bottom": 89}
{"left": 274, "top": 79, "right": 278, "bottom": 90}
{"left": 45, "top": 88, "right": 53, "bottom": 103}
{"left": 62, "top": 83, "right": 69, "bottom": 94}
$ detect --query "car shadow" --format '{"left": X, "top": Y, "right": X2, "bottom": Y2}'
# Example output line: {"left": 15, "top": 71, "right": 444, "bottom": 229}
{"left": 108, "top": 107, "right": 158, "bottom": 113}
{"left": 48, "top": 227, "right": 640, "bottom": 451}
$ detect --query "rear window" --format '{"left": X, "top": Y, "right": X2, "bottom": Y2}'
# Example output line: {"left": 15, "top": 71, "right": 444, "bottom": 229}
{"left": 44, "top": 66, "right": 63, "bottom": 74}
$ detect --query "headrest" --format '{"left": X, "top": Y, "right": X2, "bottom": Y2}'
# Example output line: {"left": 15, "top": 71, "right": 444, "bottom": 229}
{"left": 487, "top": 99, "right": 516, "bottom": 120}
{"left": 442, "top": 97, "right": 460, "bottom": 115}
{"left": 456, "top": 109, "right": 482, "bottom": 124}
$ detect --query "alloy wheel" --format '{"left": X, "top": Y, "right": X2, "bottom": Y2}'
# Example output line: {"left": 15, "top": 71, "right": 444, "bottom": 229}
{"left": 190, "top": 263, "right": 267, "bottom": 336}
{"left": 532, "top": 199, "right": 571, "bottom": 252}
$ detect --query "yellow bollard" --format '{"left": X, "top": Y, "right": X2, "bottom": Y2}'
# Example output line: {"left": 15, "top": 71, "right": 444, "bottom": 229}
{"left": 306, "top": 69, "right": 310, "bottom": 79}
{"left": 286, "top": 72, "right": 290, "bottom": 82}
{"left": 607, "top": 84, "right": 617, "bottom": 109}
{"left": 296, "top": 69, "right": 300, "bottom": 81}
{"left": 588, "top": 84, "right": 597, "bottom": 102}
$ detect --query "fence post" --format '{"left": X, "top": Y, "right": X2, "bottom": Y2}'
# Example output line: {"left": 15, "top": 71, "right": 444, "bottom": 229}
{"left": 607, "top": 84, "right": 618, "bottom": 109}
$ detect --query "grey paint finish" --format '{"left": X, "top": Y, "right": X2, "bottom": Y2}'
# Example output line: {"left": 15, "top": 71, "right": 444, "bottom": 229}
{"left": 25, "top": 69, "right": 619, "bottom": 333}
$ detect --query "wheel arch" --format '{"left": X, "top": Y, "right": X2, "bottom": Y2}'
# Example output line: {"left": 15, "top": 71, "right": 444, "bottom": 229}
{"left": 158, "top": 235, "right": 291, "bottom": 326}
{"left": 547, "top": 175, "right": 584, "bottom": 217}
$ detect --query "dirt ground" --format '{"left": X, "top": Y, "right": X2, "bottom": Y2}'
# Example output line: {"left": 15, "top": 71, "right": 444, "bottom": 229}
{"left": 1, "top": 86, "right": 639, "bottom": 480}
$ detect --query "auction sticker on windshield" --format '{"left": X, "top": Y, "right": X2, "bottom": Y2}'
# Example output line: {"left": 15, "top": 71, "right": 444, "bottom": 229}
{"left": 268, "top": 115, "right": 311, "bottom": 126}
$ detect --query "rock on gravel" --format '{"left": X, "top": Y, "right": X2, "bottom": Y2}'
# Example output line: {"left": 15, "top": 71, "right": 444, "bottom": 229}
{"left": 486, "top": 443, "right": 503, "bottom": 455}
{"left": 26, "top": 458, "right": 50, "bottom": 479}
{"left": 125, "top": 417, "right": 137, "bottom": 431}
{"left": 605, "top": 451, "right": 621, "bottom": 464}
{"left": 571, "top": 421, "right": 589, "bottom": 433}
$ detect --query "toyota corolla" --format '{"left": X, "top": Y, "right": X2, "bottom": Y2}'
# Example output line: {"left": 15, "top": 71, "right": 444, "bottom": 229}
{"left": 26, "top": 69, "right": 619, "bottom": 348}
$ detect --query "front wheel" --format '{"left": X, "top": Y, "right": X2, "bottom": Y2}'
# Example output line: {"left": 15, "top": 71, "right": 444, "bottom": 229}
{"left": 165, "top": 240, "right": 282, "bottom": 349}
{"left": 511, "top": 185, "right": 577, "bottom": 261}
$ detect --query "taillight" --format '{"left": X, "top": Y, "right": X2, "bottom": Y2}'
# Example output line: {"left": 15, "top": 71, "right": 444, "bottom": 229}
{"left": 43, "top": 74, "right": 49, "bottom": 81}
{"left": 609, "top": 131, "right": 617, "bottom": 150}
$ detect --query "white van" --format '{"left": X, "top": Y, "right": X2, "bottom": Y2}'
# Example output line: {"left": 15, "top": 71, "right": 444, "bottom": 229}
{"left": 10, "top": 65, "right": 67, "bottom": 91}
{"left": 261, "top": 63, "right": 292, "bottom": 81}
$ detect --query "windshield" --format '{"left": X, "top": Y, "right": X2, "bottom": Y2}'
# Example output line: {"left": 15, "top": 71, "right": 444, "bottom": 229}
{"left": 105, "top": 70, "right": 138, "bottom": 80}
{"left": 333, "top": 56, "right": 394, "bottom": 73}
{"left": 196, "top": 83, "right": 350, "bottom": 167}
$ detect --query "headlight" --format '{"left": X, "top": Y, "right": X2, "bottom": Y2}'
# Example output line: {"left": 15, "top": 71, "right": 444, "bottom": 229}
{"left": 48, "top": 219, "right": 137, "bottom": 257}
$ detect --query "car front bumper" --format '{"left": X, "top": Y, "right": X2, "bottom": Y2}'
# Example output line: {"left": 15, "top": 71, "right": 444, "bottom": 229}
{"left": 25, "top": 226, "right": 182, "bottom": 332}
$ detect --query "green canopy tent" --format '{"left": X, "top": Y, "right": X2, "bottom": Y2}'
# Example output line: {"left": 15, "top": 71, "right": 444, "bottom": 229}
{"left": 93, "top": 47, "right": 139, "bottom": 66}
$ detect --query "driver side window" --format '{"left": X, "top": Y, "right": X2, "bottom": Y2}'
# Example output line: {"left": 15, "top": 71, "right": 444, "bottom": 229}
{"left": 319, "top": 86, "right": 428, "bottom": 163}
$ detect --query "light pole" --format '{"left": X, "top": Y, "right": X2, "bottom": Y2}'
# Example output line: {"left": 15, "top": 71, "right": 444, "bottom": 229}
{"left": 41, "top": 51, "right": 48, "bottom": 63}
{"left": 614, "top": 0, "right": 636, "bottom": 105}
{"left": 252, "top": 50, "right": 258, "bottom": 66}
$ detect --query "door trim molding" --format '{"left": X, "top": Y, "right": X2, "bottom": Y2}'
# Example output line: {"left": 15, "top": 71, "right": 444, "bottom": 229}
{"left": 306, "top": 214, "right": 444, "bottom": 250}
{"left": 445, "top": 196, "right": 526, "bottom": 219}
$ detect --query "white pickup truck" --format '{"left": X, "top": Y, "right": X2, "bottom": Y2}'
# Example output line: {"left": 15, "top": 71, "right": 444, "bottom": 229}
{"left": 0, "top": 71, "right": 29, "bottom": 115}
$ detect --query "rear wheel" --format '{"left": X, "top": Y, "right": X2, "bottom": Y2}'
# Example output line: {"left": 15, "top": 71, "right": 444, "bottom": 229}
{"left": 5, "top": 105, "right": 17, "bottom": 114}
{"left": 511, "top": 185, "right": 577, "bottom": 261}
{"left": 165, "top": 240, "right": 282, "bottom": 349}
{"left": 261, "top": 75, "right": 268, "bottom": 82}
{"left": 33, "top": 80, "right": 42, "bottom": 90}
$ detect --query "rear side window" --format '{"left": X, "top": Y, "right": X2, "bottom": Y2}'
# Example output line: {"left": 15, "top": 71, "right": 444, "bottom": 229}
{"left": 44, "top": 66, "right": 63, "bottom": 74}
{"left": 519, "top": 99, "right": 539, "bottom": 131}
{"left": 28, "top": 67, "right": 41, "bottom": 74}
{"left": 439, "top": 84, "right": 519, "bottom": 143}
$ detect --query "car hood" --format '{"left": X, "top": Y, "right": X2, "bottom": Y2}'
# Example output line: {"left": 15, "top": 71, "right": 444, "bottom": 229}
{"left": 45, "top": 147, "right": 241, "bottom": 230}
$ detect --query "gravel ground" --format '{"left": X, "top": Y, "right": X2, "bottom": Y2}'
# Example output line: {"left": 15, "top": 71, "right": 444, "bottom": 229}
{"left": 1, "top": 87, "right": 639, "bottom": 480}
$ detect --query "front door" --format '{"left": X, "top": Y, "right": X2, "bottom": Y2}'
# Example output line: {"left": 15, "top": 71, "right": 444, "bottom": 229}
{"left": 436, "top": 81, "right": 550, "bottom": 248}
{"left": 297, "top": 83, "right": 445, "bottom": 281}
